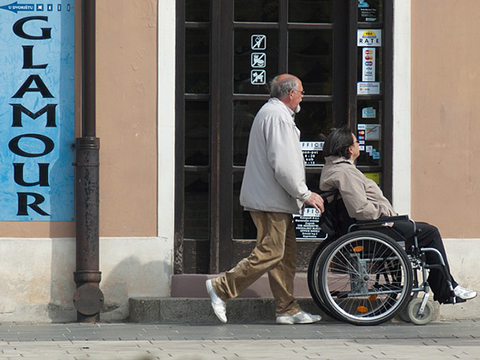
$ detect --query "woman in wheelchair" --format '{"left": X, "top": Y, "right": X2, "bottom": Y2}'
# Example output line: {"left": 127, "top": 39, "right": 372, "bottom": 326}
{"left": 319, "top": 126, "right": 476, "bottom": 305}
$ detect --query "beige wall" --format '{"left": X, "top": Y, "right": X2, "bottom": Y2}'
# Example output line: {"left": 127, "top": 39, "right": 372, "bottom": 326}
{"left": 96, "top": 0, "right": 158, "bottom": 237}
{"left": 0, "top": 0, "right": 158, "bottom": 238}
{"left": 412, "top": 0, "right": 480, "bottom": 238}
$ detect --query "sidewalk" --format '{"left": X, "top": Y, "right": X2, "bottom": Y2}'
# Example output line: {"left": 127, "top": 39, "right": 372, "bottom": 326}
{"left": 1, "top": 319, "right": 480, "bottom": 359}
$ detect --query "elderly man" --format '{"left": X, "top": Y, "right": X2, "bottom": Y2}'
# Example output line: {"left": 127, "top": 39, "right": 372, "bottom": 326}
{"left": 319, "top": 126, "right": 476, "bottom": 304}
{"left": 206, "top": 74, "right": 325, "bottom": 324}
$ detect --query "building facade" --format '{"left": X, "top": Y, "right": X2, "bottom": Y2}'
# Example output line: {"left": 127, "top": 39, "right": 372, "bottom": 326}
{"left": 0, "top": 0, "right": 479, "bottom": 323}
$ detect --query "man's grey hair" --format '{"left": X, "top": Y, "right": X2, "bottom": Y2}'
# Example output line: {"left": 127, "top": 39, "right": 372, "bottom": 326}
{"left": 269, "top": 75, "right": 299, "bottom": 99}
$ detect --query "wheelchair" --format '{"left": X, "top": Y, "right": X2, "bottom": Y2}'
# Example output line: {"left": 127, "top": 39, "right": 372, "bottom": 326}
{"left": 307, "top": 190, "right": 458, "bottom": 326}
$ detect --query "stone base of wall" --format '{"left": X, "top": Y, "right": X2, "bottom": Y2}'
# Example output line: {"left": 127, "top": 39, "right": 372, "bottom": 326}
{"left": 0, "top": 238, "right": 477, "bottom": 323}
{"left": 0, "top": 237, "right": 172, "bottom": 323}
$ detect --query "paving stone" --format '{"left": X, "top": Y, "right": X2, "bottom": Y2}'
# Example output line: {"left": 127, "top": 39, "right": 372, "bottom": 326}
{"left": 0, "top": 320, "right": 479, "bottom": 359}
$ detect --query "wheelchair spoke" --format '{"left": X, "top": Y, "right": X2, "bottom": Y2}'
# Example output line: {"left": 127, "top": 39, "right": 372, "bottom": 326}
{"left": 335, "top": 246, "right": 363, "bottom": 277}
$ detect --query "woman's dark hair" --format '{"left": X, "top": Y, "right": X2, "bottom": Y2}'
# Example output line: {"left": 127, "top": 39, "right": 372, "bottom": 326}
{"left": 323, "top": 126, "right": 354, "bottom": 159}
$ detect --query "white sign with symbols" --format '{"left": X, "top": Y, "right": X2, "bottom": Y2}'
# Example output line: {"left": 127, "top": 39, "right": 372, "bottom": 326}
{"left": 251, "top": 34, "right": 266, "bottom": 50}
{"left": 251, "top": 53, "right": 266, "bottom": 68}
{"left": 250, "top": 35, "right": 267, "bottom": 85}
{"left": 251, "top": 70, "right": 266, "bottom": 85}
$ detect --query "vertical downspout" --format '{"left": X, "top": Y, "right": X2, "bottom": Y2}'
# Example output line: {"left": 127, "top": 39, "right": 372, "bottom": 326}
{"left": 73, "top": 0, "right": 104, "bottom": 323}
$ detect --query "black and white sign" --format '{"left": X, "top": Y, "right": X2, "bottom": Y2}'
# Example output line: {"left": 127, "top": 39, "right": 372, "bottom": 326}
{"left": 251, "top": 53, "right": 266, "bottom": 68}
{"left": 251, "top": 70, "right": 266, "bottom": 85}
{"left": 301, "top": 141, "right": 324, "bottom": 167}
{"left": 293, "top": 208, "right": 328, "bottom": 240}
{"left": 251, "top": 34, "right": 266, "bottom": 50}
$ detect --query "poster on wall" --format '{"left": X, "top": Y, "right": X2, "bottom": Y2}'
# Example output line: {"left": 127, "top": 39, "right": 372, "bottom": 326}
{"left": 0, "top": 1, "right": 75, "bottom": 221}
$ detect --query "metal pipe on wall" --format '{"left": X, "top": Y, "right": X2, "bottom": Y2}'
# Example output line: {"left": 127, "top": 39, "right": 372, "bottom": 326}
{"left": 73, "top": 0, "right": 104, "bottom": 323}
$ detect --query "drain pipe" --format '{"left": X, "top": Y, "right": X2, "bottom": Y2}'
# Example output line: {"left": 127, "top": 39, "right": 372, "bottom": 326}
{"left": 73, "top": 0, "right": 104, "bottom": 323}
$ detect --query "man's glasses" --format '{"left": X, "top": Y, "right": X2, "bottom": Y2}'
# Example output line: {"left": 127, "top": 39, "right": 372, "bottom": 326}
{"left": 292, "top": 89, "right": 305, "bottom": 95}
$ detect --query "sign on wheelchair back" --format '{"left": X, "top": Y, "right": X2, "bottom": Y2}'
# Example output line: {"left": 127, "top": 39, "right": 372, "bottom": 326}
{"left": 293, "top": 207, "right": 328, "bottom": 240}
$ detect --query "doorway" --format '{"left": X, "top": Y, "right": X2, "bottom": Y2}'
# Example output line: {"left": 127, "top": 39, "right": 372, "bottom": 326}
{"left": 175, "top": 0, "right": 393, "bottom": 274}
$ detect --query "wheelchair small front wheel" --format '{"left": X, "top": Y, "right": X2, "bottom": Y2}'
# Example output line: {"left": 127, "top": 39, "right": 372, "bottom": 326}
{"left": 407, "top": 297, "right": 435, "bottom": 325}
{"left": 318, "top": 231, "right": 413, "bottom": 326}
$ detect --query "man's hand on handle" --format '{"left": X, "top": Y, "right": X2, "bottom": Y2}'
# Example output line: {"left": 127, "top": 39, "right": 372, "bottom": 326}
{"left": 305, "top": 192, "right": 325, "bottom": 213}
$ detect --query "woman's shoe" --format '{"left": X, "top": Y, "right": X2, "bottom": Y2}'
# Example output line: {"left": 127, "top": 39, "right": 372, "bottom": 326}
{"left": 454, "top": 285, "right": 477, "bottom": 300}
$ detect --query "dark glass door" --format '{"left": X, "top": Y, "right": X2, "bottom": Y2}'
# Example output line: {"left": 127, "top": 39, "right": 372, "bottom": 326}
{"left": 176, "top": 0, "right": 393, "bottom": 274}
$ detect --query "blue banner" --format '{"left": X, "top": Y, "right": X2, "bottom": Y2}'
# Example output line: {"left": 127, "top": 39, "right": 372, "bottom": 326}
{"left": 0, "top": 1, "right": 75, "bottom": 221}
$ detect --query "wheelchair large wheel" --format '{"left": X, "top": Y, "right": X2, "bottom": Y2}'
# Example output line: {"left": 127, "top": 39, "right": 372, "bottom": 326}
{"left": 317, "top": 231, "right": 413, "bottom": 325}
{"left": 308, "top": 239, "right": 338, "bottom": 320}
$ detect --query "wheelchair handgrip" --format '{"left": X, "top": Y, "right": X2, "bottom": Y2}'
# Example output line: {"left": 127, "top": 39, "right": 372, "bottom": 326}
{"left": 319, "top": 189, "right": 339, "bottom": 201}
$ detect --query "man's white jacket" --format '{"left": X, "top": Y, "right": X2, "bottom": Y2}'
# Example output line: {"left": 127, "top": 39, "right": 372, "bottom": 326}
{"left": 240, "top": 97, "right": 311, "bottom": 214}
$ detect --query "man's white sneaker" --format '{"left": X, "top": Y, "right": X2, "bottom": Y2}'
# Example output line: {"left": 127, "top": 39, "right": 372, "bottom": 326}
{"left": 206, "top": 279, "right": 227, "bottom": 323}
{"left": 454, "top": 285, "right": 477, "bottom": 300}
{"left": 276, "top": 311, "right": 322, "bottom": 325}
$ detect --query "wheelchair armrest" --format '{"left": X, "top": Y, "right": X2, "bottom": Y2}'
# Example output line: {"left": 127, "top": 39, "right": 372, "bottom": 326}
{"left": 360, "top": 215, "right": 410, "bottom": 224}
{"left": 349, "top": 215, "right": 411, "bottom": 232}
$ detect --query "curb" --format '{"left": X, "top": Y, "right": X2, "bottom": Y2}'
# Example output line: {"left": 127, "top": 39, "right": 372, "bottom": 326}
{"left": 129, "top": 297, "right": 328, "bottom": 323}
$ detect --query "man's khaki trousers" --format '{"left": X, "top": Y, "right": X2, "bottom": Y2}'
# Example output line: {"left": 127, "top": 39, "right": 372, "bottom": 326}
{"left": 212, "top": 211, "right": 301, "bottom": 316}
